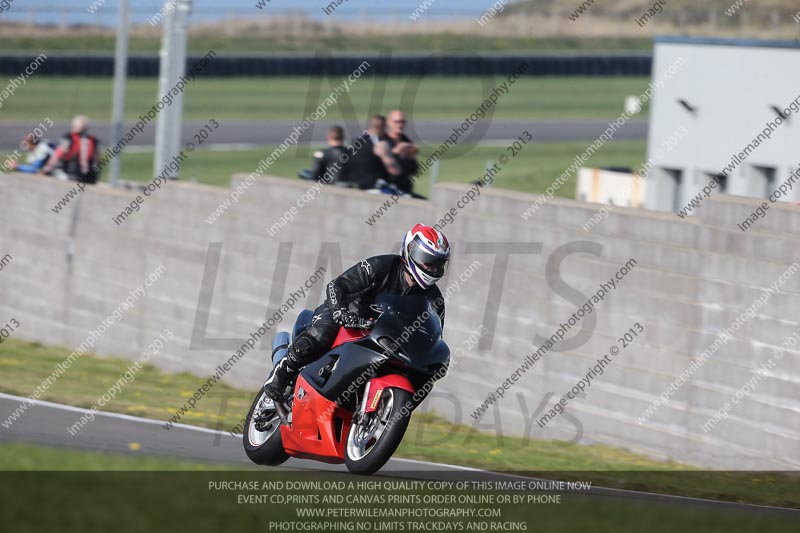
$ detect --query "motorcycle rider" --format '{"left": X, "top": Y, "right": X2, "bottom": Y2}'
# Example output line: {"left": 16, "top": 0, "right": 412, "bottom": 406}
{"left": 264, "top": 224, "right": 451, "bottom": 401}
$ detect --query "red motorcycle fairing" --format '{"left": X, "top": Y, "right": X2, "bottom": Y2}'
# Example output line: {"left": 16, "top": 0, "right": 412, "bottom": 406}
{"left": 280, "top": 375, "right": 353, "bottom": 463}
{"left": 331, "top": 326, "right": 368, "bottom": 349}
{"left": 363, "top": 375, "right": 415, "bottom": 414}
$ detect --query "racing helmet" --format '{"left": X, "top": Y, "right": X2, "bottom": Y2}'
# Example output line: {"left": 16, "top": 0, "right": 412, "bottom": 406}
{"left": 401, "top": 224, "right": 450, "bottom": 289}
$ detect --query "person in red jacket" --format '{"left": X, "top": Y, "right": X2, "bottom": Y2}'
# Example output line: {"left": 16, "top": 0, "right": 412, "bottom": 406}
{"left": 41, "top": 115, "right": 100, "bottom": 184}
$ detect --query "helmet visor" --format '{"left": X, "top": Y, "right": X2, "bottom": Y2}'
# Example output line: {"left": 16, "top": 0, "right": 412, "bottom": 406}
{"left": 407, "top": 236, "right": 448, "bottom": 277}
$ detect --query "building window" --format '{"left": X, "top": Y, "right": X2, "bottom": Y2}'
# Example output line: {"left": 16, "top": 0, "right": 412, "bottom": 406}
{"left": 750, "top": 165, "right": 777, "bottom": 198}
{"left": 663, "top": 168, "right": 683, "bottom": 212}
{"left": 703, "top": 172, "right": 727, "bottom": 194}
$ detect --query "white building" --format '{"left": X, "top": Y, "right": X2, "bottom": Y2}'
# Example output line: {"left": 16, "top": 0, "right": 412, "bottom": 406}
{"left": 645, "top": 36, "right": 800, "bottom": 212}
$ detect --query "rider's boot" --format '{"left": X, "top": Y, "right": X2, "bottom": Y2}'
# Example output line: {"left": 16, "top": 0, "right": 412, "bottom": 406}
{"left": 265, "top": 334, "right": 323, "bottom": 401}
{"left": 264, "top": 357, "right": 298, "bottom": 402}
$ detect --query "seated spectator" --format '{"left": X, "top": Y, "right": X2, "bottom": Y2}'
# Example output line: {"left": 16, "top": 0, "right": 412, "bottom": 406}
{"left": 12, "top": 133, "right": 54, "bottom": 174}
{"left": 299, "top": 125, "right": 349, "bottom": 185}
{"left": 348, "top": 115, "right": 402, "bottom": 190}
{"left": 41, "top": 115, "right": 100, "bottom": 184}
{"left": 385, "top": 110, "right": 421, "bottom": 196}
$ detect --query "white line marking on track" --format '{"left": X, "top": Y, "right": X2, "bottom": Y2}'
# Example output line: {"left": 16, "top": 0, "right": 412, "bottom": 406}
{"left": 0, "top": 391, "right": 233, "bottom": 437}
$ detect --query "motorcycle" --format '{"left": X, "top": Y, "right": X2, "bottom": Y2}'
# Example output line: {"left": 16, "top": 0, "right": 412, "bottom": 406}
{"left": 242, "top": 293, "right": 450, "bottom": 475}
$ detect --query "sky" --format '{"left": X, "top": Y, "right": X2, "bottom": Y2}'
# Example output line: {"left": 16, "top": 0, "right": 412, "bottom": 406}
{"left": 1, "top": 0, "right": 513, "bottom": 26}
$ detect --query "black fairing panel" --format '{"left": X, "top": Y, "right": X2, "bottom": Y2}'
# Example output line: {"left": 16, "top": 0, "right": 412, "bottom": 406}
{"left": 368, "top": 294, "right": 450, "bottom": 369}
{"left": 295, "top": 294, "right": 451, "bottom": 410}
{"left": 300, "top": 343, "right": 388, "bottom": 408}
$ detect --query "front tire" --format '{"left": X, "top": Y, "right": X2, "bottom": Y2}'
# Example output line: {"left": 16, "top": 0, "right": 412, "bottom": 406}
{"left": 345, "top": 388, "right": 412, "bottom": 475}
{"left": 242, "top": 386, "right": 290, "bottom": 466}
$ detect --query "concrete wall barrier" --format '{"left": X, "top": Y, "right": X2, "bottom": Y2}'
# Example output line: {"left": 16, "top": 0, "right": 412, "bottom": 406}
{"left": 0, "top": 172, "right": 797, "bottom": 469}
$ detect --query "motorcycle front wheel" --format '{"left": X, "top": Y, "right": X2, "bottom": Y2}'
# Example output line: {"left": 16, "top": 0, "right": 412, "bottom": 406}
{"left": 344, "top": 387, "right": 412, "bottom": 475}
{"left": 242, "top": 386, "right": 290, "bottom": 466}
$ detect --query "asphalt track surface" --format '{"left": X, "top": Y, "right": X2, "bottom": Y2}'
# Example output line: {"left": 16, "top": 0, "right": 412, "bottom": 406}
{"left": 0, "top": 119, "right": 648, "bottom": 151}
{"left": 0, "top": 393, "right": 797, "bottom": 518}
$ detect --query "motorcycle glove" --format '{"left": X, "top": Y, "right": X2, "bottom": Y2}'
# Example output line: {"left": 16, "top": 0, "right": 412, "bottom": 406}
{"left": 332, "top": 309, "right": 376, "bottom": 330}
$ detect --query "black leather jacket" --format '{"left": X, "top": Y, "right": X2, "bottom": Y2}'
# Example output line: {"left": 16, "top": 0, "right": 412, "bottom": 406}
{"left": 310, "top": 145, "right": 348, "bottom": 183}
{"left": 384, "top": 133, "right": 419, "bottom": 193}
{"left": 325, "top": 254, "right": 445, "bottom": 328}
{"left": 347, "top": 133, "right": 388, "bottom": 190}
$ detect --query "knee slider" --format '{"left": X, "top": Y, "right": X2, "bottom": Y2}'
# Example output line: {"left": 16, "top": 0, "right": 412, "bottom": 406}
{"left": 290, "top": 335, "right": 314, "bottom": 356}
{"left": 288, "top": 335, "right": 322, "bottom": 367}
{"left": 313, "top": 324, "right": 339, "bottom": 347}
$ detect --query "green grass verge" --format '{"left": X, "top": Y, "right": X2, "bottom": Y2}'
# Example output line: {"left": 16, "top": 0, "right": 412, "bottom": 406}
{"left": 1, "top": 465, "right": 796, "bottom": 533}
{"left": 0, "top": 442, "right": 242, "bottom": 471}
{"left": 0, "top": 338, "right": 247, "bottom": 428}
{"left": 1, "top": 338, "right": 799, "bottom": 507}
{"left": 65, "top": 140, "right": 646, "bottom": 198}
{"left": 0, "top": 76, "right": 651, "bottom": 122}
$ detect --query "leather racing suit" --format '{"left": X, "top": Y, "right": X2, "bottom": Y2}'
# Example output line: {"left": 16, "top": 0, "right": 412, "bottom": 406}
{"left": 264, "top": 254, "right": 445, "bottom": 400}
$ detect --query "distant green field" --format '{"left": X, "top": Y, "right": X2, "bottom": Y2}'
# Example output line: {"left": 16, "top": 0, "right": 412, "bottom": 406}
{"left": 0, "top": 76, "right": 651, "bottom": 122}
{"left": 107, "top": 140, "right": 647, "bottom": 197}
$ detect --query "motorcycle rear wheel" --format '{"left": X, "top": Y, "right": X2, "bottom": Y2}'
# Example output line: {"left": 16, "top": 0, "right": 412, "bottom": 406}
{"left": 242, "top": 386, "right": 290, "bottom": 466}
{"left": 344, "top": 388, "right": 412, "bottom": 475}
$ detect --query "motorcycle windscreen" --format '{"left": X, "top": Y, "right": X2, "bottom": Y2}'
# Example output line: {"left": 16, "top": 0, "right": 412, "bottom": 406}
{"left": 369, "top": 293, "right": 449, "bottom": 368}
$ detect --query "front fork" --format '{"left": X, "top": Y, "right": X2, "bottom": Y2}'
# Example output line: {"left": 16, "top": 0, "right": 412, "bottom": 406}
{"left": 363, "top": 374, "right": 416, "bottom": 412}
{"left": 355, "top": 374, "right": 416, "bottom": 425}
